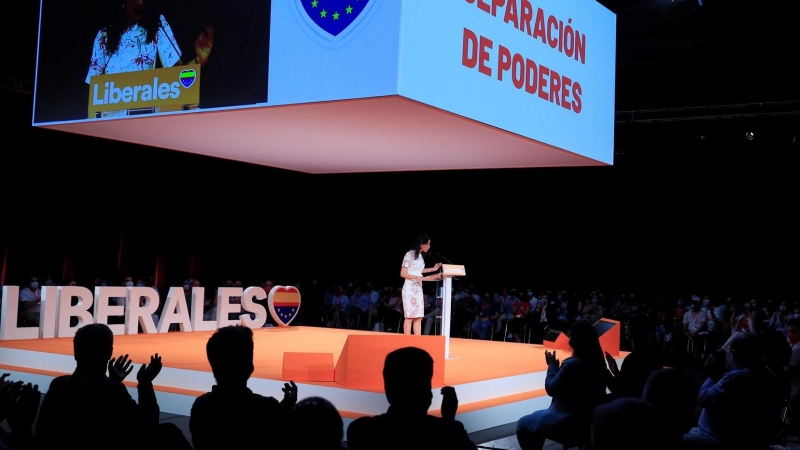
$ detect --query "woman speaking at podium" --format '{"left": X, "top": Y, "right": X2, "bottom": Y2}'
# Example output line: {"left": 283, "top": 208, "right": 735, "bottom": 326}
{"left": 399, "top": 234, "right": 442, "bottom": 335}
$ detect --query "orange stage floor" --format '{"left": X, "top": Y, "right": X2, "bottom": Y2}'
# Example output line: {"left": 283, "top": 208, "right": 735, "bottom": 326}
{"left": 0, "top": 326, "right": 550, "bottom": 390}
{"left": 0, "top": 326, "right": 626, "bottom": 431}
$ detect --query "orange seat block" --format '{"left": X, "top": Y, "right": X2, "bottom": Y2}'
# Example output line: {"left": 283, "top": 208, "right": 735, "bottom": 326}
{"left": 543, "top": 330, "right": 571, "bottom": 351}
{"left": 595, "top": 319, "right": 621, "bottom": 358}
{"left": 334, "top": 334, "right": 445, "bottom": 391}
{"left": 282, "top": 352, "right": 335, "bottom": 382}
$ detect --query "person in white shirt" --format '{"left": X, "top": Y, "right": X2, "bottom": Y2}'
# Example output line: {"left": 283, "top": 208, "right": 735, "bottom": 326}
{"left": 683, "top": 300, "right": 708, "bottom": 356}
{"left": 18, "top": 277, "right": 41, "bottom": 325}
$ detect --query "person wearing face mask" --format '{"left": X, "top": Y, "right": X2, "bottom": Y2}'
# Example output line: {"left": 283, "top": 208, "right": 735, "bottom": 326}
{"left": 785, "top": 319, "right": 800, "bottom": 433}
{"left": 106, "top": 277, "right": 134, "bottom": 325}
{"left": 701, "top": 298, "right": 723, "bottom": 359}
{"left": 730, "top": 302, "right": 757, "bottom": 337}
{"left": 18, "top": 277, "right": 42, "bottom": 326}
{"left": 684, "top": 332, "right": 784, "bottom": 449}
{"left": 588, "top": 296, "right": 604, "bottom": 320}
{"left": 769, "top": 303, "right": 790, "bottom": 335}
{"left": 683, "top": 301, "right": 708, "bottom": 358}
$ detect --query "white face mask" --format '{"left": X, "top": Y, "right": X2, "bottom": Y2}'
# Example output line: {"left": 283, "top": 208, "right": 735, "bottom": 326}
{"left": 125, "top": 281, "right": 134, "bottom": 287}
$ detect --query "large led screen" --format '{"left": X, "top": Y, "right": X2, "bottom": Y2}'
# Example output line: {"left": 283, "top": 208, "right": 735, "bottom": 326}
{"left": 398, "top": 0, "right": 616, "bottom": 164}
{"left": 33, "top": 0, "right": 271, "bottom": 124}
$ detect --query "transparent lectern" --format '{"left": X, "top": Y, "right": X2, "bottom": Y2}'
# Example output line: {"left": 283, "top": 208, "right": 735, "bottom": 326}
{"left": 440, "top": 264, "right": 466, "bottom": 359}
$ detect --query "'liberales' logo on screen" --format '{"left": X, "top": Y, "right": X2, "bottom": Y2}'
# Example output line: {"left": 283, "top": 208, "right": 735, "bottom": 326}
{"left": 87, "top": 66, "right": 201, "bottom": 117}
{"left": 296, "top": 0, "right": 373, "bottom": 42}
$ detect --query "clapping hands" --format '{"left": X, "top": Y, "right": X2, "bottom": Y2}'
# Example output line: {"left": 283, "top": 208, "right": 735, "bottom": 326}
{"left": 0, "top": 374, "right": 40, "bottom": 435}
{"left": 280, "top": 380, "right": 298, "bottom": 410}
{"left": 7, "top": 382, "right": 39, "bottom": 435}
{"left": 137, "top": 354, "right": 163, "bottom": 384}
{"left": 108, "top": 354, "right": 134, "bottom": 383}
{"left": 440, "top": 386, "right": 458, "bottom": 420}
{"left": 108, "top": 354, "right": 163, "bottom": 384}
{"left": 545, "top": 350, "right": 559, "bottom": 367}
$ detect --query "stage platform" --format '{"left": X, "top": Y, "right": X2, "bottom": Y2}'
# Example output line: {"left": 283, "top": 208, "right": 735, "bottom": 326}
{"left": 0, "top": 326, "right": 625, "bottom": 435}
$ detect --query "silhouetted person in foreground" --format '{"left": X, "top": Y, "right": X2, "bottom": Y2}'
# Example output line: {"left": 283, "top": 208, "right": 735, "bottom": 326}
{"left": 683, "top": 332, "right": 784, "bottom": 449}
{"left": 516, "top": 321, "right": 612, "bottom": 450}
{"left": 34, "top": 323, "right": 162, "bottom": 450}
{"left": 643, "top": 368, "right": 700, "bottom": 445}
{"left": 289, "top": 397, "right": 346, "bottom": 450}
{"left": 0, "top": 374, "right": 39, "bottom": 450}
{"left": 605, "top": 314, "right": 663, "bottom": 399}
{"left": 591, "top": 397, "right": 671, "bottom": 450}
{"left": 190, "top": 325, "right": 298, "bottom": 450}
{"left": 346, "top": 346, "right": 476, "bottom": 450}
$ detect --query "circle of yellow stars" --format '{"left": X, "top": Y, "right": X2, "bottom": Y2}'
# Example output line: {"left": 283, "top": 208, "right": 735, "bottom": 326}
{"left": 310, "top": 0, "right": 356, "bottom": 20}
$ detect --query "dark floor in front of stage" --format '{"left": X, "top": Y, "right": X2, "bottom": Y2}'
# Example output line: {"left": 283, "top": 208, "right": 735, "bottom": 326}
{"left": 157, "top": 412, "right": 556, "bottom": 449}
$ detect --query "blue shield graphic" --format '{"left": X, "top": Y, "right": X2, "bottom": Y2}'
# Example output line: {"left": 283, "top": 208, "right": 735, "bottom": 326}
{"left": 296, "top": 0, "right": 373, "bottom": 42}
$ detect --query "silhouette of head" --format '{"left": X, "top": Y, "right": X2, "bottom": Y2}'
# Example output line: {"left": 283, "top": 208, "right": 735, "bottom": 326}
{"left": 626, "top": 315, "right": 652, "bottom": 352}
{"left": 383, "top": 347, "right": 434, "bottom": 411}
{"left": 592, "top": 398, "right": 668, "bottom": 450}
{"left": 727, "top": 331, "right": 762, "bottom": 369}
{"left": 760, "top": 329, "right": 792, "bottom": 369}
{"left": 73, "top": 323, "right": 114, "bottom": 370}
{"left": 206, "top": 326, "right": 255, "bottom": 385}
{"left": 643, "top": 368, "right": 699, "bottom": 435}
{"left": 568, "top": 321, "right": 603, "bottom": 366}
{"left": 289, "top": 397, "right": 343, "bottom": 449}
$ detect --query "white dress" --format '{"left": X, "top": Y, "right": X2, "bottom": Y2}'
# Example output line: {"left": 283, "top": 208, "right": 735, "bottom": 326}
{"left": 401, "top": 250, "right": 425, "bottom": 318}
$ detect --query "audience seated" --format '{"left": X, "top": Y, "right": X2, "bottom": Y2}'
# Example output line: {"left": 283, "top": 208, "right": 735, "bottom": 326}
{"left": 34, "top": 323, "right": 162, "bottom": 450}
{"left": 346, "top": 346, "right": 476, "bottom": 450}
{"left": 5, "top": 280, "right": 798, "bottom": 450}
{"left": 289, "top": 397, "right": 346, "bottom": 450}
{"left": 642, "top": 368, "right": 700, "bottom": 445}
{"left": 786, "top": 318, "right": 800, "bottom": 432}
{"left": 190, "top": 325, "right": 297, "bottom": 450}
{"left": 683, "top": 332, "right": 784, "bottom": 449}
{"left": 516, "top": 321, "right": 612, "bottom": 450}
{"left": 605, "top": 314, "right": 663, "bottom": 399}
{"left": 591, "top": 397, "right": 671, "bottom": 450}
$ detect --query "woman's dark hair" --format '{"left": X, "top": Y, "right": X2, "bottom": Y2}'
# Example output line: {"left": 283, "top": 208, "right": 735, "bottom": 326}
{"left": 568, "top": 321, "right": 605, "bottom": 369}
{"left": 104, "top": 0, "right": 162, "bottom": 58}
{"left": 409, "top": 234, "right": 430, "bottom": 259}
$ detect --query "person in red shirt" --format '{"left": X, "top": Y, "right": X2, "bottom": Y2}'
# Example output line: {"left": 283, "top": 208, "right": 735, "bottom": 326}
{"left": 508, "top": 297, "right": 532, "bottom": 342}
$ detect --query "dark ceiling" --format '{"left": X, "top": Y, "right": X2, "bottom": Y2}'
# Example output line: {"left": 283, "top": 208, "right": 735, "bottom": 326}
{"left": 600, "top": 0, "right": 799, "bottom": 109}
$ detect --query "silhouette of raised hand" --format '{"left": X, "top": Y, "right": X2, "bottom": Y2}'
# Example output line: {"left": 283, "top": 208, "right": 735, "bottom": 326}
{"left": 108, "top": 354, "right": 134, "bottom": 382}
{"left": 7, "top": 382, "right": 39, "bottom": 436}
{"left": 137, "top": 353, "right": 163, "bottom": 384}
{"left": 441, "top": 386, "right": 458, "bottom": 420}
{"left": 545, "top": 350, "right": 559, "bottom": 367}
{"left": 0, "top": 376, "right": 23, "bottom": 423}
{"left": 194, "top": 26, "right": 214, "bottom": 65}
{"left": 280, "top": 380, "right": 298, "bottom": 409}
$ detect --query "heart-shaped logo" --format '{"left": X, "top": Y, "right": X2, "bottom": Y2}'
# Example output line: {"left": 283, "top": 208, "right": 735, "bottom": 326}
{"left": 296, "top": 0, "right": 374, "bottom": 42}
{"left": 267, "top": 286, "right": 302, "bottom": 327}
{"left": 179, "top": 69, "right": 197, "bottom": 89}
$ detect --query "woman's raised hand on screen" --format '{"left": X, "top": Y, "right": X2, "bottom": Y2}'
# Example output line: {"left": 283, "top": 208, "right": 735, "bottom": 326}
{"left": 194, "top": 26, "right": 214, "bottom": 65}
